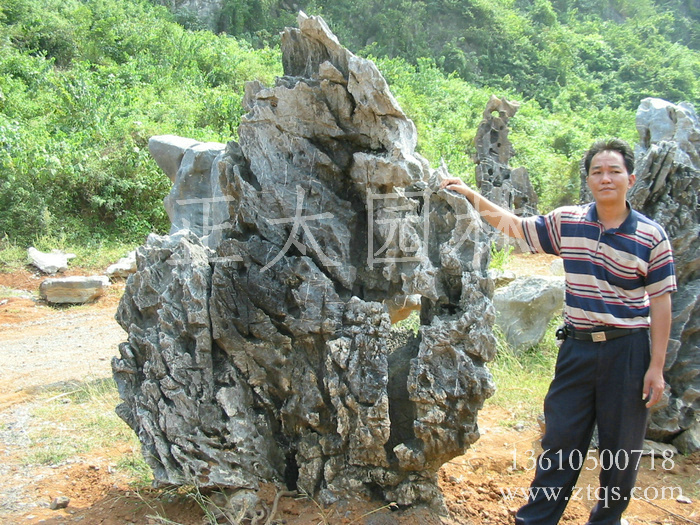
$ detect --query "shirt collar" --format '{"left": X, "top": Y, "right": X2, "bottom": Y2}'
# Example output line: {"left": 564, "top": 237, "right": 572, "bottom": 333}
{"left": 586, "top": 202, "right": 637, "bottom": 233}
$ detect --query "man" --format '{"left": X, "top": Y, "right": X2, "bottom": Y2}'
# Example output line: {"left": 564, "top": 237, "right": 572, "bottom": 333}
{"left": 440, "top": 138, "right": 676, "bottom": 525}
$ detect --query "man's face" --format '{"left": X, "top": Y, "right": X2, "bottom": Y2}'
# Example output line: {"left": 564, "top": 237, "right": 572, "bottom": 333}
{"left": 586, "top": 150, "right": 636, "bottom": 206}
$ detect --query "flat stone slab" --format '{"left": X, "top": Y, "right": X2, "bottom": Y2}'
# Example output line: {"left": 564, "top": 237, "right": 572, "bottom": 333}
{"left": 40, "top": 276, "right": 110, "bottom": 304}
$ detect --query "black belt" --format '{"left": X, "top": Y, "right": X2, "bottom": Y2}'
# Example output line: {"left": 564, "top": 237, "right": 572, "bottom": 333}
{"left": 556, "top": 325, "right": 646, "bottom": 343}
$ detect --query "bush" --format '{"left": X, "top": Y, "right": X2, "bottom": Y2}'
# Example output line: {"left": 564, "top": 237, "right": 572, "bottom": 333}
{"left": 0, "top": 0, "right": 281, "bottom": 246}
{"left": 2, "top": 0, "right": 693, "bottom": 252}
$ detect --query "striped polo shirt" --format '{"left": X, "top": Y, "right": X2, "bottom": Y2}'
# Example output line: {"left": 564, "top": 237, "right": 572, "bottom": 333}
{"left": 521, "top": 203, "right": 677, "bottom": 329}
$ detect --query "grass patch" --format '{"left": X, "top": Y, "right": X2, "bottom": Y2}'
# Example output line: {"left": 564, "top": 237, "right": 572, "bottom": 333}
{"left": 393, "top": 309, "right": 420, "bottom": 334}
{"left": 0, "top": 239, "right": 28, "bottom": 273}
{"left": 23, "top": 442, "right": 84, "bottom": 466}
{"left": 116, "top": 451, "right": 153, "bottom": 488}
{"left": 0, "top": 234, "right": 142, "bottom": 273}
{"left": 486, "top": 318, "right": 562, "bottom": 421}
{"left": 22, "top": 378, "right": 142, "bottom": 469}
{"left": 0, "top": 285, "right": 36, "bottom": 298}
{"left": 62, "top": 240, "right": 143, "bottom": 272}
{"left": 489, "top": 244, "right": 514, "bottom": 272}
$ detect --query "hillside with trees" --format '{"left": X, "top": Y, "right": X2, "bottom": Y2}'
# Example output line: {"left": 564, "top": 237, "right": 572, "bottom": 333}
{"left": 1, "top": 0, "right": 699, "bottom": 252}
{"left": 171, "top": 0, "right": 700, "bottom": 111}
{"left": 0, "top": 0, "right": 280, "bottom": 248}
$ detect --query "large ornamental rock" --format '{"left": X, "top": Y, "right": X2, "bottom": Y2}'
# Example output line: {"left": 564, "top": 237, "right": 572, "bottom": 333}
{"left": 493, "top": 276, "right": 565, "bottom": 351}
{"left": 113, "top": 13, "right": 497, "bottom": 510}
{"left": 473, "top": 96, "right": 537, "bottom": 254}
{"left": 629, "top": 98, "right": 700, "bottom": 446}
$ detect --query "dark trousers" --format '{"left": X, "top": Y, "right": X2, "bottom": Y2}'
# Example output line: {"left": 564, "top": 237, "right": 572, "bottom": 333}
{"left": 515, "top": 330, "right": 650, "bottom": 525}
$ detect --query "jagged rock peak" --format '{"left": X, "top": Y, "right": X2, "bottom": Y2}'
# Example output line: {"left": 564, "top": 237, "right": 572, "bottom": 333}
{"left": 113, "top": 14, "right": 498, "bottom": 512}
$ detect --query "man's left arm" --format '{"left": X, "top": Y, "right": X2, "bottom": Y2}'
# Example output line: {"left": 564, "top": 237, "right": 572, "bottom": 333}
{"left": 643, "top": 292, "right": 673, "bottom": 408}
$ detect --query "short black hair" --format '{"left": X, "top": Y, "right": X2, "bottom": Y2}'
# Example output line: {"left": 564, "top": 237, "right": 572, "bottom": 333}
{"left": 583, "top": 138, "right": 635, "bottom": 176}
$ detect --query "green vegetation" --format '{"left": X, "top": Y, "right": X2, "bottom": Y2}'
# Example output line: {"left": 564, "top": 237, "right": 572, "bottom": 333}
{"left": 0, "top": 0, "right": 280, "bottom": 252}
{"left": 1, "top": 0, "right": 698, "bottom": 256}
{"left": 22, "top": 378, "right": 141, "bottom": 467}
{"left": 373, "top": 55, "right": 637, "bottom": 210}
{"left": 0, "top": 232, "right": 140, "bottom": 271}
{"left": 487, "top": 318, "right": 561, "bottom": 418}
{"left": 206, "top": 0, "right": 700, "bottom": 111}
{"left": 115, "top": 450, "right": 153, "bottom": 487}
{"left": 489, "top": 244, "right": 515, "bottom": 272}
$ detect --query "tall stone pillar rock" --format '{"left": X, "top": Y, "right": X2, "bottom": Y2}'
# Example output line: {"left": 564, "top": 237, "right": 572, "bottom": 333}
{"left": 113, "top": 12, "right": 497, "bottom": 509}
{"left": 473, "top": 95, "right": 538, "bottom": 218}
{"left": 628, "top": 98, "right": 700, "bottom": 450}
{"left": 473, "top": 96, "right": 538, "bottom": 253}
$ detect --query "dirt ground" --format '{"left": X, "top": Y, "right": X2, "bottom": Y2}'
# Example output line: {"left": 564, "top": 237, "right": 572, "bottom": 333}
{"left": 0, "top": 257, "right": 698, "bottom": 525}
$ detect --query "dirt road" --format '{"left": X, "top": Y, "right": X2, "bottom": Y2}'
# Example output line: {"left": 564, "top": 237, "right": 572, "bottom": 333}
{"left": 0, "top": 299, "right": 123, "bottom": 403}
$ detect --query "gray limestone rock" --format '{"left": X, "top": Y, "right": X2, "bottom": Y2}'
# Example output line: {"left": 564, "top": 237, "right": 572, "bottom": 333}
{"left": 672, "top": 419, "right": 700, "bottom": 455}
{"left": 628, "top": 99, "right": 700, "bottom": 443}
{"left": 488, "top": 269, "right": 517, "bottom": 289}
{"left": 636, "top": 97, "right": 700, "bottom": 170}
{"left": 105, "top": 251, "right": 137, "bottom": 279}
{"left": 27, "top": 247, "right": 75, "bottom": 274}
{"left": 493, "top": 276, "right": 565, "bottom": 351}
{"left": 473, "top": 96, "right": 537, "bottom": 255}
{"left": 642, "top": 439, "right": 678, "bottom": 458}
{"left": 149, "top": 135, "right": 229, "bottom": 249}
{"left": 148, "top": 134, "right": 199, "bottom": 183}
{"left": 474, "top": 96, "right": 538, "bottom": 219}
{"left": 113, "top": 13, "right": 496, "bottom": 509}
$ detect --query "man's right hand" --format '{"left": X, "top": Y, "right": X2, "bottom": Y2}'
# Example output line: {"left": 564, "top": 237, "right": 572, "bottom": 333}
{"left": 440, "top": 177, "right": 473, "bottom": 198}
{"left": 440, "top": 177, "right": 525, "bottom": 239}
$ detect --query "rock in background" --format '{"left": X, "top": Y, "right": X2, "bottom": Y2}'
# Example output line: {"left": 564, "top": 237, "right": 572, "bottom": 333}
{"left": 474, "top": 96, "right": 538, "bottom": 221}
{"left": 113, "top": 12, "right": 497, "bottom": 509}
{"left": 152, "top": 0, "right": 224, "bottom": 31}
{"left": 40, "top": 275, "right": 110, "bottom": 304}
{"left": 493, "top": 276, "right": 565, "bottom": 351}
{"left": 27, "top": 247, "right": 76, "bottom": 275}
{"left": 627, "top": 98, "right": 700, "bottom": 449}
{"left": 105, "top": 251, "right": 137, "bottom": 279}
